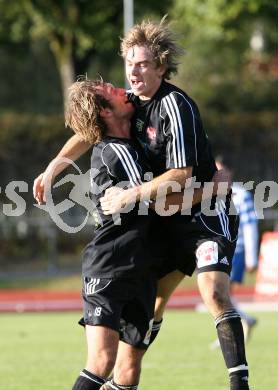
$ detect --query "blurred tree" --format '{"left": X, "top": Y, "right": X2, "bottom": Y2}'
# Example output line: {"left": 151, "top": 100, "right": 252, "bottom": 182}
{"left": 0, "top": 0, "right": 172, "bottom": 109}
{"left": 0, "top": 0, "right": 124, "bottom": 108}
{"left": 0, "top": 0, "right": 173, "bottom": 193}
{"left": 170, "top": 0, "right": 278, "bottom": 112}
{"left": 169, "top": 0, "right": 278, "bottom": 180}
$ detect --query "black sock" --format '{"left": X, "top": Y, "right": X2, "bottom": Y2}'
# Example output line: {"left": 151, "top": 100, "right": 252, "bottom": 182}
{"left": 149, "top": 319, "right": 163, "bottom": 345}
{"left": 105, "top": 379, "right": 138, "bottom": 390}
{"left": 215, "top": 310, "right": 249, "bottom": 390}
{"left": 72, "top": 369, "right": 105, "bottom": 390}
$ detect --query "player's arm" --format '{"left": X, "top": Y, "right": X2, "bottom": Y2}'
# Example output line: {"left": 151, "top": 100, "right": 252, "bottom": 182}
{"left": 152, "top": 168, "right": 230, "bottom": 213}
{"left": 100, "top": 166, "right": 192, "bottom": 213}
{"left": 33, "top": 134, "right": 91, "bottom": 204}
{"left": 101, "top": 166, "right": 231, "bottom": 215}
{"left": 132, "top": 166, "right": 193, "bottom": 202}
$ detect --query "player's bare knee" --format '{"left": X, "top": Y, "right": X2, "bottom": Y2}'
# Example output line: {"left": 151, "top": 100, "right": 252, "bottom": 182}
{"left": 87, "top": 349, "right": 116, "bottom": 376}
{"left": 198, "top": 272, "right": 232, "bottom": 313}
{"left": 115, "top": 360, "right": 141, "bottom": 383}
{"left": 101, "top": 352, "right": 116, "bottom": 373}
{"left": 202, "top": 284, "right": 231, "bottom": 316}
{"left": 211, "top": 287, "right": 228, "bottom": 310}
{"left": 125, "top": 363, "right": 141, "bottom": 379}
{"left": 115, "top": 363, "right": 141, "bottom": 384}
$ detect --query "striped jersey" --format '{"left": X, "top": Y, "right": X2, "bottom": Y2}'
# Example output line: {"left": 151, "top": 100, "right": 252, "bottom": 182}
{"left": 129, "top": 80, "right": 217, "bottom": 182}
{"left": 83, "top": 136, "right": 157, "bottom": 279}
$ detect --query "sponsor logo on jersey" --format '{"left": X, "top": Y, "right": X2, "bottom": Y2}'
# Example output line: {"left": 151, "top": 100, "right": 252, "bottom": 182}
{"left": 196, "top": 241, "right": 218, "bottom": 268}
{"left": 146, "top": 126, "right": 157, "bottom": 141}
{"left": 136, "top": 119, "right": 144, "bottom": 132}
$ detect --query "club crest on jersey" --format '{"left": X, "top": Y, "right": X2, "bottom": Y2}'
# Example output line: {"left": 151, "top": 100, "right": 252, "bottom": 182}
{"left": 146, "top": 126, "right": 157, "bottom": 141}
{"left": 136, "top": 119, "right": 144, "bottom": 132}
{"left": 196, "top": 241, "right": 218, "bottom": 268}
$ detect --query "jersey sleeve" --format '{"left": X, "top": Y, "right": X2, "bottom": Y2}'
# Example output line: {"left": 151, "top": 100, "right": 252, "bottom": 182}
{"left": 160, "top": 91, "right": 199, "bottom": 169}
{"left": 101, "top": 143, "right": 143, "bottom": 187}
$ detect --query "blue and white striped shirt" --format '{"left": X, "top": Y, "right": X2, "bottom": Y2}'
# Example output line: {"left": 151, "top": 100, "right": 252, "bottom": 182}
{"left": 232, "top": 183, "right": 258, "bottom": 268}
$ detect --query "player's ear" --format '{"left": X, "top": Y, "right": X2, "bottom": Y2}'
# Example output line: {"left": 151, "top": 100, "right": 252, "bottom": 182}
{"left": 157, "top": 64, "right": 166, "bottom": 78}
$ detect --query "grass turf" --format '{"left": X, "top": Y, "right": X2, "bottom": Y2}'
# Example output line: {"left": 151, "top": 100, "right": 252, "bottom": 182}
{"left": 0, "top": 310, "right": 277, "bottom": 389}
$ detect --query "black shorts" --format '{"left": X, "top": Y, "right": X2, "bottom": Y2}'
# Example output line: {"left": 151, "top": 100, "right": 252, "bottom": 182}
{"left": 80, "top": 273, "right": 157, "bottom": 349}
{"left": 151, "top": 214, "right": 196, "bottom": 279}
{"left": 157, "top": 203, "right": 239, "bottom": 278}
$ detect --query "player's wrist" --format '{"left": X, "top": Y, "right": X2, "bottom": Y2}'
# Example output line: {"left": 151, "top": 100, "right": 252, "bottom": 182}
{"left": 132, "top": 186, "right": 141, "bottom": 203}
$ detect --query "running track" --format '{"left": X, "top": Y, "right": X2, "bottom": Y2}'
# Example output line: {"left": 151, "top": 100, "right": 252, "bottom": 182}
{"left": 1, "top": 287, "right": 278, "bottom": 313}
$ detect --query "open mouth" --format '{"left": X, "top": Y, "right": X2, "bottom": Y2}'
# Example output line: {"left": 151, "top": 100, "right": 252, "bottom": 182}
{"left": 131, "top": 80, "right": 143, "bottom": 88}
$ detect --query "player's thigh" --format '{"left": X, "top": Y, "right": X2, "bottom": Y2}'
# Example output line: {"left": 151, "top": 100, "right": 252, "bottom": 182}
{"left": 192, "top": 213, "right": 237, "bottom": 314}
{"left": 82, "top": 278, "right": 126, "bottom": 371}
{"left": 194, "top": 235, "right": 235, "bottom": 315}
{"left": 157, "top": 270, "right": 185, "bottom": 299}
{"left": 85, "top": 325, "right": 119, "bottom": 373}
{"left": 197, "top": 270, "right": 231, "bottom": 294}
{"left": 120, "top": 274, "right": 157, "bottom": 349}
{"left": 154, "top": 270, "right": 185, "bottom": 320}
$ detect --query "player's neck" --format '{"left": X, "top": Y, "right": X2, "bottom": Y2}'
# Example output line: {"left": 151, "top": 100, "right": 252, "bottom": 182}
{"left": 138, "top": 79, "right": 163, "bottom": 101}
{"left": 106, "top": 119, "right": 131, "bottom": 139}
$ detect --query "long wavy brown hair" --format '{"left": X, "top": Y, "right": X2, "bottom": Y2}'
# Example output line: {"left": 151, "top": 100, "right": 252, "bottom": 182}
{"left": 65, "top": 79, "right": 111, "bottom": 144}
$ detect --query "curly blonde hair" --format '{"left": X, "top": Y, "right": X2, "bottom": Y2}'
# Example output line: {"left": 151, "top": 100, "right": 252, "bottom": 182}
{"left": 121, "top": 17, "right": 184, "bottom": 80}
{"left": 65, "top": 79, "right": 111, "bottom": 144}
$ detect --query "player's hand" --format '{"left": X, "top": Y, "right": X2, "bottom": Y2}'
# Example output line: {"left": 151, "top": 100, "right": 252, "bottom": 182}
{"left": 33, "top": 172, "right": 46, "bottom": 205}
{"left": 33, "top": 170, "right": 55, "bottom": 205}
{"left": 100, "top": 187, "right": 126, "bottom": 214}
{"left": 212, "top": 168, "right": 232, "bottom": 195}
{"left": 100, "top": 186, "right": 137, "bottom": 215}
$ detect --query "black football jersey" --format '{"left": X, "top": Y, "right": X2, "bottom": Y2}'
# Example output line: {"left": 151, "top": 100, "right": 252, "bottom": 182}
{"left": 129, "top": 80, "right": 217, "bottom": 182}
{"left": 83, "top": 136, "right": 157, "bottom": 279}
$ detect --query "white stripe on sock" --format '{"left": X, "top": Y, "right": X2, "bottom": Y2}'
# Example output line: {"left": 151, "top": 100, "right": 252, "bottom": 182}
{"left": 228, "top": 364, "right": 249, "bottom": 374}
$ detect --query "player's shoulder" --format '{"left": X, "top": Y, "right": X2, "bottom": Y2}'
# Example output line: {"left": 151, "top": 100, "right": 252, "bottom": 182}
{"left": 102, "top": 137, "right": 134, "bottom": 150}
{"left": 101, "top": 137, "right": 138, "bottom": 164}
{"left": 160, "top": 81, "right": 197, "bottom": 108}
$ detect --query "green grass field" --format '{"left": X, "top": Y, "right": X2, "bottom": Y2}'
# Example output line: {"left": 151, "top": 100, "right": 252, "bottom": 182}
{"left": 1, "top": 310, "right": 277, "bottom": 389}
